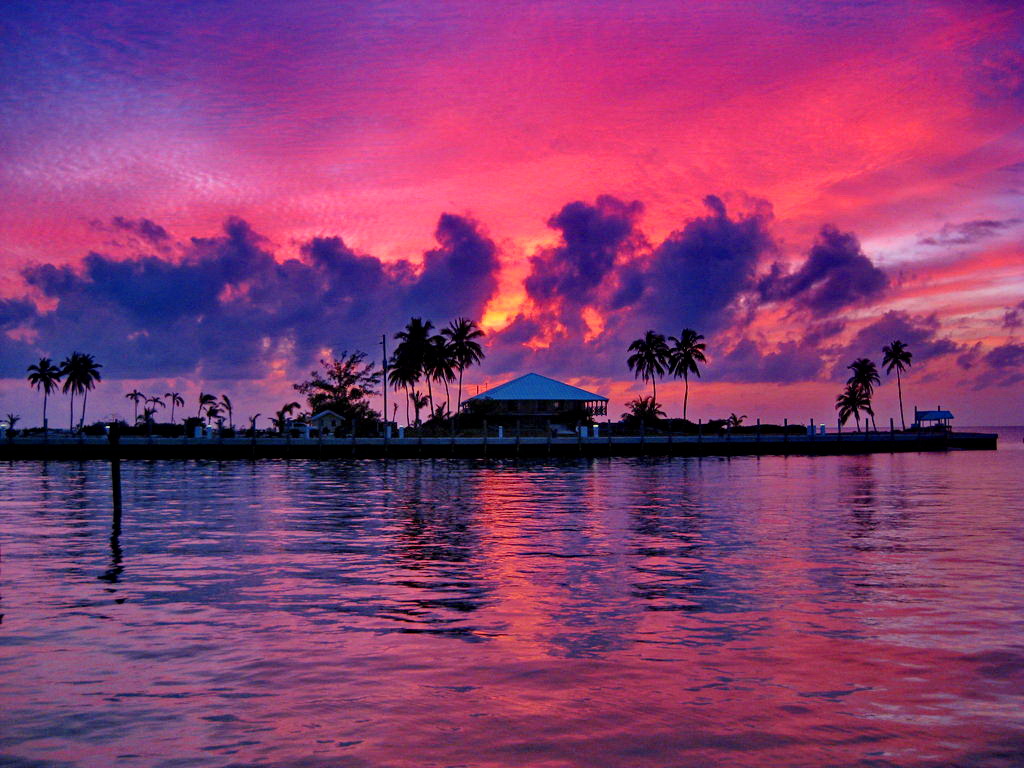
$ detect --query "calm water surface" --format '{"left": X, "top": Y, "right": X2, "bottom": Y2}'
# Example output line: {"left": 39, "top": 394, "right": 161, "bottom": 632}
{"left": 2, "top": 429, "right": 1023, "bottom": 767}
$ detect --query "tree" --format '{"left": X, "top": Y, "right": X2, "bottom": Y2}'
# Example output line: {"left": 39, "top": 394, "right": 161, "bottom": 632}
{"left": 441, "top": 317, "right": 485, "bottom": 415}
{"left": 388, "top": 353, "right": 420, "bottom": 427}
{"left": 835, "top": 382, "right": 873, "bottom": 432}
{"left": 197, "top": 392, "right": 216, "bottom": 420}
{"left": 726, "top": 412, "right": 746, "bottom": 428}
{"left": 125, "top": 389, "right": 145, "bottom": 425}
{"left": 847, "top": 358, "right": 881, "bottom": 431}
{"left": 146, "top": 395, "right": 165, "bottom": 417}
{"left": 882, "top": 340, "right": 913, "bottom": 430}
{"left": 667, "top": 329, "right": 707, "bottom": 421}
{"left": 219, "top": 394, "right": 234, "bottom": 429}
{"left": 27, "top": 357, "right": 63, "bottom": 436}
{"left": 165, "top": 392, "right": 184, "bottom": 424}
{"left": 410, "top": 390, "right": 429, "bottom": 427}
{"left": 61, "top": 352, "right": 102, "bottom": 432}
{"left": 622, "top": 395, "right": 665, "bottom": 428}
{"left": 271, "top": 402, "right": 302, "bottom": 433}
{"left": 293, "top": 350, "right": 382, "bottom": 424}
{"left": 5, "top": 413, "right": 19, "bottom": 431}
{"left": 424, "top": 334, "right": 456, "bottom": 416}
{"left": 206, "top": 405, "right": 223, "bottom": 428}
{"left": 393, "top": 318, "right": 434, "bottom": 414}
{"left": 627, "top": 331, "right": 669, "bottom": 403}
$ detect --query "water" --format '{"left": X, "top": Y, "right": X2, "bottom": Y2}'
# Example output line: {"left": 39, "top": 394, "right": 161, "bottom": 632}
{"left": 2, "top": 428, "right": 1023, "bottom": 768}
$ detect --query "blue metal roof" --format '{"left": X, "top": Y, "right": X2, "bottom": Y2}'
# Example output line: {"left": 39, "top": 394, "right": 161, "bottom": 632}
{"left": 465, "top": 373, "right": 608, "bottom": 403}
{"left": 916, "top": 410, "right": 954, "bottom": 420}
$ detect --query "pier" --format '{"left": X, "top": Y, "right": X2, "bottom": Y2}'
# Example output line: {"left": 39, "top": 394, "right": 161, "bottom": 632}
{"left": 0, "top": 431, "right": 997, "bottom": 461}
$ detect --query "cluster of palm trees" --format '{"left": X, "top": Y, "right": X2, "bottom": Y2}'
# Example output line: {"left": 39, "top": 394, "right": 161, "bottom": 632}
{"left": 835, "top": 340, "right": 913, "bottom": 431}
{"left": 388, "top": 316, "right": 485, "bottom": 427}
{"left": 26, "top": 353, "right": 103, "bottom": 434}
{"left": 124, "top": 390, "right": 187, "bottom": 427}
{"left": 626, "top": 329, "right": 707, "bottom": 420}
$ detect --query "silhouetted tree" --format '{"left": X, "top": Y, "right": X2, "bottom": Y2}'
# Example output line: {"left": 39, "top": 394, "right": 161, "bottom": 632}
{"left": 441, "top": 317, "right": 485, "bottom": 414}
{"left": 836, "top": 383, "right": 872, "bottom": 432}
{"left": 882, "top": 340, "right": 913, "bottom": 430}
{"left": 293, "top": 350, "right": 382, "bottom": 424}
{"left": 125, "top": 389, "right": 145, "bottom": 425}
{"left": 165, "top": 392, "right": 184, "bottom": 424}
{"left": 27, "top": 357, "right": 63, "bottom": 435}
{"left": 627, "top": 331, "right": 669, "bottom": 403}
{"left": 668, "top": 328, "right": 707, "bottom": 421}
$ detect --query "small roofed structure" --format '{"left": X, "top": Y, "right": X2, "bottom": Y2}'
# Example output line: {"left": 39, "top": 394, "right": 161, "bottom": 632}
{"left": 464, "top": 373, "right": 608, "bottom": 424}
{"left": 914, "top": 406, "right": 953, "bottom": 431}
{"left": 309, "top": 409, "right": 345, "bottom": 434}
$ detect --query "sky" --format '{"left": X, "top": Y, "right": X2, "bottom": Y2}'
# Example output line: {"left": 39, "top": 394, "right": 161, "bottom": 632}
{"left": 2, "top": 0, "right": 1023, "bottom": 427}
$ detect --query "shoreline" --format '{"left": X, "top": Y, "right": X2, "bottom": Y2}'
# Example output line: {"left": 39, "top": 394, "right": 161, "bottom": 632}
{"left": 0, "top": 431, "right": 998, "bottom": 460}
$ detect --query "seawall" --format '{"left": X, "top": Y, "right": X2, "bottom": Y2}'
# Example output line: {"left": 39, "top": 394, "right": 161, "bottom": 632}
{"left": 0, "top": 431, "right": 998, "bottom": 461}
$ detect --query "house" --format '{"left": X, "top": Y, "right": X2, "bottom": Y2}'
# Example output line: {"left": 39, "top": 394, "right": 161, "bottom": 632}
{"left": 914, "top": 407, "right": 953, "bottom": 431}
{"left": 310, "top": 409, "right": 345, "bottom": 434}
{"left": 463, "top": 373, "right": 608, "bottom": 426}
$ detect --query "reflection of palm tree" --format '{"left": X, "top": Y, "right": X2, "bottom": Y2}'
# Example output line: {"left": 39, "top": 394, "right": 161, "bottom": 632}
{"left": 836, "top": 383, "right": 872, "bottom": 432}
{"left": 627, "top": 331, "right": 669, "bottom": 403}
{"left": 27, "top": 357, "right": 63, "bottom": 436}
{"left": 125, "top": 389, "right": 145, "bottom": 425}
{"left": 882, "top": 340, "right": 913, "bottom": 430}
{"left": 441, "top": 317, "right": 485, "bottom": 415}
{"left": 165, "top": 392, "right": 184, "bottom": 424}
{"left": 668, "top": 329, "right": 707, "bottom": 421}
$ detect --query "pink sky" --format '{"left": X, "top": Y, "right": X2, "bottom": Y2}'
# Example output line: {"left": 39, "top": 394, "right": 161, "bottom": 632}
{"left": 1, "top": 0, "right": 1022, "bottom": 425}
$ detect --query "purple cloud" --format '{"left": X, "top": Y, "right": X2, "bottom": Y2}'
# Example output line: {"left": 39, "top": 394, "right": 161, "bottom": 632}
{"left": 759, "top": 225, "right": 887, "bottom": 316}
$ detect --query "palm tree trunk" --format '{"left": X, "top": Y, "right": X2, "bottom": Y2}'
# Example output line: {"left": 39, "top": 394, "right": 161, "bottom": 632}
{"left": 457, "top": 368, "right": 464, "bottom": 413}
{"left": 404, "top": 386, "right": 410, "bottom": 427}
{"left": 43, "top": 392, "right": 48, "bottom": 436}
{"left": 80, "top": 389, "right": 88, "bottom": 431}
{"left": 427, "top": 378, "right": 434, "bottom": 417}
{"left": 897, "top": 370, "right": 905, "bottom": 430}
{"left": 683, "top": 373, "right": 689, "bottom": 421}
{"left": 170, "top": 402, "right": 175, "bottom": 424}
{"left": 652, "top": 376, "right": 657, "bottom": 405}
{"left": 69, "top": 394, "right": 74, "bottom": 432}
{"left": 443, "top": 379, "right": 451, "bottom": 416}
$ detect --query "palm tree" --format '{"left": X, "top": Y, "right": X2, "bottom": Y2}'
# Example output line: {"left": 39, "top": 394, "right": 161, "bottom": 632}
{"left": 622, "top": 395, "right": 665, "bottom": 426}
{"left": 423, "top": 335, "right": 456, "bottom": 416}
{"left": 27, "top": 357, "right": 63, "bottom": 436}
{"left": 206, "top": 405, "right": 223, "bottom": 428}
{"left": 219, "top": 394, "right": 234, "bottom": 429}
{"left": 410, "top": 390, "right": 429, "bottom": 427}
{"left": 835, "top": 382, "right": 873, "bottom": 432}
{"left": 441, "top": 317, "right": 485, "bottom": 414}
{"left": 847, "top": 358, "right": 881, "bottom": 431}
{"left": 5, "top": 413, "right": 20, "bottom": 430}
{"left": 61, "top": 352, "right": 102, "bottom": 432}
{"left": 272, "top": 402, "right": 301, "bottom": 433}
{"left": 165, "top": 392, "right": 184, "bottom": 424}
{"left": 388, "top": 354, "right": 420, "bottom": 427}
{"left": 125, "top": 389, "right": 145, "bottom": 425}
{"left": 146, "top": 395, "right": 165, "bottom": 423}
{"left": 726, "top": 412, "right": 746, "bottom": 428}
{"left": 667, "top": 329, "right": 707, "bottom": 421}
{"left": 627, "top": 331, "right": 670, "bottom": 403}
{"left": 197, "top": 392, "right": 216, "bottom": 420}
{"left": 882, "top": 340, "right": 913, "bottom": 430}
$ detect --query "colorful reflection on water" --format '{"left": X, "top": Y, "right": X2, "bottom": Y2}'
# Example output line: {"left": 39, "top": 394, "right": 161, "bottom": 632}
{"left": 2, "top": 429, "right": 1023, "bottom": 767}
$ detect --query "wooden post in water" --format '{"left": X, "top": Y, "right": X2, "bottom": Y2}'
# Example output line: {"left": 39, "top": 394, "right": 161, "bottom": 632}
{"left": 698, "top": 418, "right": 702, "bottom": 443}
{"left": 108, "top": 422, "right": 122, "bottom": 514}
{"left": 756, "top": 417, "right": 761, "bottom": 442}
{"left": 783, "top": 418, "right": 788, "bottom": 444}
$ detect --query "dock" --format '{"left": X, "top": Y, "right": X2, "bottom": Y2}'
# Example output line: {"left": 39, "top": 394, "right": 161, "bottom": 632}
{"left": 0, "top": 431, "right": 998, "bottom": 461}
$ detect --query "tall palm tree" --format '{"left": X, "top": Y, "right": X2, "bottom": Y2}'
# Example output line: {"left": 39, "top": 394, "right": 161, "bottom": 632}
{"left": 197, "top": 392, "right": 216, "bottom": 420}
{"left": 667, "top": 328, "right": 707, "bottom": 421}
{"left": 882, "top": 340, "right": 913, "bottom": 430}
{"left": 424, "top": 334, "right": 456, "bottom": 416}
{"left": 219, "top": 394, "right": 234, "bottom": 429}
{"left": 627, "top": 330, "right": 670, "bottom": 404}
{"left": 27, "top": 357, "right": 63, "bottom": 436}
{"left": 388, "top": 354, "right": 419, "bottom": 427}
{"left": 165, "top": 392, "right": 184, "bottom": 424}
{"left": 847, "top": 358, "right": 881, "bottom": 431}
{"left": 441, "top": 317, "right": 485, "bottom": 414}
{"left": 410, "top": 390, "right": 428, "bottom": 427}
{"left": 836, "top": 382, "right": 873, "bottom": 433}
{"left": 61, "top": 352, "right": 102, "bottom": 432}
{"left": 125, "top": 389, "right": 145, "bottom": 425}
{"left": 206, "top": 405, "right": 223, "bottom": 428}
